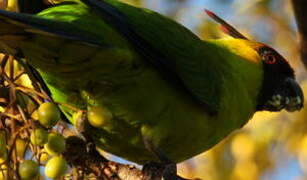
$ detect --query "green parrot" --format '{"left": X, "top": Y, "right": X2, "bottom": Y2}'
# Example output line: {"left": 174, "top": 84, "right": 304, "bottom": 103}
{"left": 0, "top": 0, "right": 304, "bottom": 178}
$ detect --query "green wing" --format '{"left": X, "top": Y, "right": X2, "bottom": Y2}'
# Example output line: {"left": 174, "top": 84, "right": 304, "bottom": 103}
{"left": 82, "top": 0, "right": 221, "bottom": 114}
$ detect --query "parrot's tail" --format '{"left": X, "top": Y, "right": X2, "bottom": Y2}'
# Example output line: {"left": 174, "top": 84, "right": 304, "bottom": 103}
{"left": 0, "top": 8, "right": 107, "bottom": 56}
{"left": 0, "top": 10, "right": 30, "bottom": 55}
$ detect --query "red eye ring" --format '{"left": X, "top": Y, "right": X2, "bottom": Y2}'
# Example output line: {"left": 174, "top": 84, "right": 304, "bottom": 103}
{"left": 264, "top": 54, "right": 276, "bottom": 64}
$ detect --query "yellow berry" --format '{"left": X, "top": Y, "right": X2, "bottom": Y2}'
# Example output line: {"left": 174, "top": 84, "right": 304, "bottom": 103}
{"left": 87, "top": 106, "right": 112, "bottom": 128}
{"left": 15, "top": 138, "right": 27, "bottom": 158}
{"left": 45, "top": 156, "right": 68, "bottom": 179}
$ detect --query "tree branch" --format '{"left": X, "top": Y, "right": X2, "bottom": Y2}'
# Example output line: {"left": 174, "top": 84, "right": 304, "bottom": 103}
{"left": 292, "top": 0, "right": 307, "bottom": 69}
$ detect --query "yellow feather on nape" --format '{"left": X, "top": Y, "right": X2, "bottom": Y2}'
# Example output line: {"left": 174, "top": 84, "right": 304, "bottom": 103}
{"left": 213, "top": 37, "right": 263, "bottom": 65}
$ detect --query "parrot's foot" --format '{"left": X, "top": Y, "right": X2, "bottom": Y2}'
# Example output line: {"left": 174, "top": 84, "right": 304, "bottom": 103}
{"left": 142, "top": 161, "right": 176, "bottom": 180}
{"left": 142, "top": 162, "right": 198, "bottom": 180}
{"left": 142, "top": 138, "right": 200, "bottom": 180}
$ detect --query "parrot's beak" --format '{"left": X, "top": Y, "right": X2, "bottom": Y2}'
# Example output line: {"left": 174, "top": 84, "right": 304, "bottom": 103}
{"left": 263, "top": 78, "right": 304, "bottom": 112}
{"left": 283, "top": 78, "right": 304, "bottom": 111}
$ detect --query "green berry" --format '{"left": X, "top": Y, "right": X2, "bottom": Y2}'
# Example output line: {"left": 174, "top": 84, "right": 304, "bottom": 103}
{"left": 37, "top": 102, "right": 61, "bottom": 128}
{"left": 30, "top": 128, "right": 48, "bottom": 146}
{"left": 44, "top": 133, "right": 66, "bottom": 155}
{"left": 18, "top": 160, "right": 39, "bottom": 180}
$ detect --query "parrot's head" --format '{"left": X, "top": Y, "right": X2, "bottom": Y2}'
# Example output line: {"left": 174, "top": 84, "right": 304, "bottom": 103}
{"left": 254, "top": 44, "right": 303, "bottom": 112}
{"left": 205, "top": 9, "right": 304, "bottom": 112}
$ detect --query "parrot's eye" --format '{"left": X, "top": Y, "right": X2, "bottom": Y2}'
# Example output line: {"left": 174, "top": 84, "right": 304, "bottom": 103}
{"left": 263, "top": 51, "right": 276, "bottom": 64}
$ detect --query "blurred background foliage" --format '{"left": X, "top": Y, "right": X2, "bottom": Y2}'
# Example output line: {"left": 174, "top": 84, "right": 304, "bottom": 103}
{"left": 1, "top": 0, "right": 307, "bottom": 179}
{"left": 121, "top": 0, "right": 306, "bottom": 180}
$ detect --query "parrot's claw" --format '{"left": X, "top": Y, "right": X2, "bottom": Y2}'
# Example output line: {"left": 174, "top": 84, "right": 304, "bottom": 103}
{"left": 142, "top": 162, "right": 184, "bottom": 180}
{"left": 142, "top": 162, "right": 165, "bottom": 180}
{"left": 74, "top": 111, "right": 109, "bottom": 162}
{"left": 75, "top": 111, "right": 93, "bottom": 141}
{"left": 142, "top": 138, "right": 200, "bottom": 180}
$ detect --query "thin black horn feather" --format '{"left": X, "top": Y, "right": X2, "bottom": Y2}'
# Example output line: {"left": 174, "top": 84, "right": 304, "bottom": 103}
{"left": 204, "top": 9, "right": 248, "bottom": 40}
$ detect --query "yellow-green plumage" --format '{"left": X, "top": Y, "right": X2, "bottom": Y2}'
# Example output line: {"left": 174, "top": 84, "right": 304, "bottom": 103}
{"left": 0, "top": 0, "right": 300, "bottom": 165}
